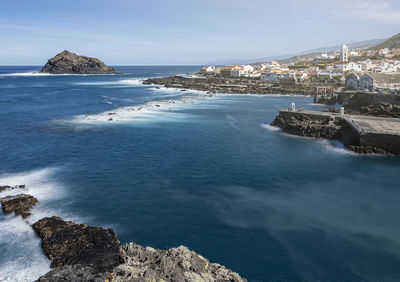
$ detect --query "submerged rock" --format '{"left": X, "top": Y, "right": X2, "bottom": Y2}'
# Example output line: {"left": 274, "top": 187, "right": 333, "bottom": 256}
{"left": 0, "top": 184, "right": 25, "bottom": 192}
{"left": 40, "top": 50, "right": 117, "bottom": 74}
{"left": 0, "top": 194, "right": 38, "bottom": 218}
{"left": 111, "top": 242, "right": 246, "bottom": 282}
{"left": 32, "top": 216, "right": 120, "bottom": 272}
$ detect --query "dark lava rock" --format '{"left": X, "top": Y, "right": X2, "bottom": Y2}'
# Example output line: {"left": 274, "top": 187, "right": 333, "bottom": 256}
{"left": 36, "top": 265, "right": 108, "bottom": 282}
{"left": 0, "top": 185, "right": 25, "bottom": 192}
{"left": 32, "top": 216, "right": 120, "bottom": 273}
{"left": 271, "top": 114, "right": 343, "bottom": 139}
{"left": 361, "top": 102, "right": 400, "bottom": 118}
{"left": 0, "top": 194, "right": 38, "bottom": 218}
{"left": 270, "top": 112, "right": 392, "bottom": 155}
{"left": 112, "top": 242, "right": 246, "bottom": 282}
{"left": 0, "top": 185, "right": 12, "bottom": 192}
{"left": 40, "top": 50, "right": 117, "bottom": 74}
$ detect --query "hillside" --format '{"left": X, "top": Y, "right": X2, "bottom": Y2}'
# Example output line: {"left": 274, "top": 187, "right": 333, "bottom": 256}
{"left": 372, "top": 33, "right": 400, "bottom": 50}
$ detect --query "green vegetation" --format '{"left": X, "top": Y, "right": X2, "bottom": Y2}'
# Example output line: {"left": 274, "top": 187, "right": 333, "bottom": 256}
{"left": 372, "top": 33, "right": 400, "bottom": 50}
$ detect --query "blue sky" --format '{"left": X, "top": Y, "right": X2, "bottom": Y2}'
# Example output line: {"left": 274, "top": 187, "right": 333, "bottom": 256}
{"left": 1, "top": 0, "right": 400, "bottom": 65}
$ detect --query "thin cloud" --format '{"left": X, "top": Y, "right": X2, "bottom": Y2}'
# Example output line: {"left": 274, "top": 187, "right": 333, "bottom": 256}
{"left": 316, "top": 0, "right": 400, "bottom": 23}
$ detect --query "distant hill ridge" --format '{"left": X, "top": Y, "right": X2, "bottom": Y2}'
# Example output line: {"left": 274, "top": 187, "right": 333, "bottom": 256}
{"left": 371, "top": 33, "right": 400, "bottom": 50}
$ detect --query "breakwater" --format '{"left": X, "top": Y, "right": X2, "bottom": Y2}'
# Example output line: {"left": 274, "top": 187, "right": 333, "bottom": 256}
{"left": 272, "top": 108, "right": 400, "bottom": 155}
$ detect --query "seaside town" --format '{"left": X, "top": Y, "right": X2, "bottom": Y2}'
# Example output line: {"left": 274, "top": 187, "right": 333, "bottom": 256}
{"left": 199, "top": 43, "right": 400, "bottom": 93}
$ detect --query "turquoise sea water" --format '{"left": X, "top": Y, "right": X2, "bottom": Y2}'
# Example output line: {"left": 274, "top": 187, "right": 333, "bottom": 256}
{"left": 0, "top": 66, "right": 400, "bottom": 281}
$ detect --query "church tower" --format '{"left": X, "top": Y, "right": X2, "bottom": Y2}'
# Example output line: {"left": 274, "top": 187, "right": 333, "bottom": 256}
{"left": 341, "top": 44, "right": 349, "bottom": 62}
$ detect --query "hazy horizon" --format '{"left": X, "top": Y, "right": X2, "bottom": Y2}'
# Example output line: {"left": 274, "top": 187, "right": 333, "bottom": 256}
{"left": 1, "top": 0, "right": 400, "bottom": 65}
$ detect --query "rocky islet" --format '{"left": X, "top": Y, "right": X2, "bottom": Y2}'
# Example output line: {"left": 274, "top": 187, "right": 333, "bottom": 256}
{"left": 40, "top": 50, "right": 117, "bottom": 74}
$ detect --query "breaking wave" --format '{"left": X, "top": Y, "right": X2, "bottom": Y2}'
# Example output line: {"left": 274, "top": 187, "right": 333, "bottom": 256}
{"left": 0, "top": 167, "right": 82, "bottom": 281}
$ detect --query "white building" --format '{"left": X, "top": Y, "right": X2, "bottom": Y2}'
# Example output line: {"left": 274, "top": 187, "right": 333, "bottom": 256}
{"left": 350, "top": 50, "right": 360, "bottom": 57}
{"left": 335, "top": 62, "right": 362, "bottom": 72}
{"left": 200, "top": 65, "right": 215, "bottom": 75}
{"left": 378, "top": 48, "right": 390, "bottom": 56}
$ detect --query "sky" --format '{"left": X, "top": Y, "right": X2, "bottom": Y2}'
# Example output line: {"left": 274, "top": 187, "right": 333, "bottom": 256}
{"left": 0, "top": 0, "right": 400, "bottom": 65}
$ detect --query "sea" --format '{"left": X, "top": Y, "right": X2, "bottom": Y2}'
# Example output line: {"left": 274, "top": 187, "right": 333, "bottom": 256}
{"left": 0, "top": 66, "right": 400, "bottom": 282}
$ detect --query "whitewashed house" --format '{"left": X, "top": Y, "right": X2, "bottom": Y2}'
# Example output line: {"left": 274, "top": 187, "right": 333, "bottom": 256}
{"left": 200, "top": 65, "right": 215, "bottom": 75}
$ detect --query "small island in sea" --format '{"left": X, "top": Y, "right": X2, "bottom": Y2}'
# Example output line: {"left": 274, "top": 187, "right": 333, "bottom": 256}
{"left": 40, "top": 50, "right": 117, "bottom": 74}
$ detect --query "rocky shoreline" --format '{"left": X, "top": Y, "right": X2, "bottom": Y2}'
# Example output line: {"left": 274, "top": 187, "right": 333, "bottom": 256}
{"left": 143, "top": 76, "right": 319, "bottom": 95}
{"left": 0, "top": 186, "right": 246, "bottom": 281}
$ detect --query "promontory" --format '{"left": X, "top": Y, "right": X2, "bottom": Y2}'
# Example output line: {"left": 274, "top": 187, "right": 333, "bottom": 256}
{"left": 40, "top": 50, "right": 117, "bottom": 74}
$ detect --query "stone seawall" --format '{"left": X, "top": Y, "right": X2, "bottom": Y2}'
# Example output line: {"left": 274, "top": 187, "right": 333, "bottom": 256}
{"left": 272, "top": 109, "right": 400, "bottom": 155}
{"left": 338, "top": 93, "right": 400, "bottom": 110}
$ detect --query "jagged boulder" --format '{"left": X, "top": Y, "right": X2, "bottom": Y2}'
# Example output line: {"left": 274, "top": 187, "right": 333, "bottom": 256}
{"left": 0, "top": 194, "right": 37, "bottom": 218}
{"left": 110, "top": 242, "right": 246, "bottom": 282}
{"left": 40, "top": 50, "right": 117, "bottom": 74}
{"left": 360, "top": 102, "right": 400, "bottom": 118}
{"left": 32, "top": 216, "right": 120, "bottom": 273}
{"left": 0, "top": 184, "right": 25, "bottom": 192}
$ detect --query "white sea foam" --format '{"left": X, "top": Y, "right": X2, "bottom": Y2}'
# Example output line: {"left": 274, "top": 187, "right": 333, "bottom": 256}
{"left": 0, "top": 215, "right": 50, "bottom": 282}
{"left": 0, "top": 167, "right": 83, "bottom": 281}
{"left": 74, "top": 78, "right": 144, "bottom": 86}
{"left": 316, "top": 139, "right": 357, "bottom": 156}
{"left": 0, "top": 72, "right": 117, "bottom": 77}
{"left": 67, "top": 87, "right": 215, "bottom": 125}
{"left": 261, "top": 124, "right": 282, "bottom": 132}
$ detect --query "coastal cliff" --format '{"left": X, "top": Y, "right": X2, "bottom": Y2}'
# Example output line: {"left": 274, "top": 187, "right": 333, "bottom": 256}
{"left": 40, "top": 50, "right": 117, "bottom": 74}
{"left": 0, "top": 188, "right": 246, "bottom": 281}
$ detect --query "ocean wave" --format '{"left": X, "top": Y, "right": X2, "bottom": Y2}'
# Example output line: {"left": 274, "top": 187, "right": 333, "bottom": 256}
{"left": 0, "top": 72, "right": 117, "bottom": 77}
{"left": 67, "top": 89, "right": 215, "bottom": 125}
{"left": 0, "top": 167, "right": 83, "bottom": 282}
{"left": 74, "top": 78, "right": 144, "bottom": 86}
{"left": 260, "top": 124, "right": 282, "bottom": 132}
{"left": 316, "top": 139, "right": 357, "bottom": 156}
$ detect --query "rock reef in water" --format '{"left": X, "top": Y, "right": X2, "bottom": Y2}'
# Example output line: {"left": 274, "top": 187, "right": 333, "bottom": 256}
{"left": 40, "top": 50, "right": 117, "bottom": 74}
{"left": 1, "top": 194, "right": 37, "bottom": 218}
{"left": 32, "top": 216, "right": 121, "bottom": 273}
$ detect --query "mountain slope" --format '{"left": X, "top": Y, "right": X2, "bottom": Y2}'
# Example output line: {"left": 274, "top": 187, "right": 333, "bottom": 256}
{"left": 372, "top": 33, "right": 400, "bottom": 50}
{"left": 208, "top": 38, "right": 385, "bottom": 65}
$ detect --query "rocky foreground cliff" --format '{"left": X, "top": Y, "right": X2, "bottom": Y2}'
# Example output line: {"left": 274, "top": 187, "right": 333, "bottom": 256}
{"left": 40, "top": 50, "right": 117, "bottom": 74}
{"left": 0, "top": 185, "right": 246, "bottom": 282}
